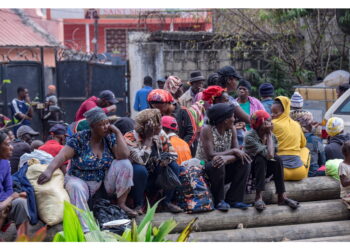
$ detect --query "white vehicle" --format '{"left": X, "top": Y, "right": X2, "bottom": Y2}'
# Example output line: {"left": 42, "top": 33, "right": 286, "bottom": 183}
{"left": 324, "top": 87, "right": 350, "bottom": 134}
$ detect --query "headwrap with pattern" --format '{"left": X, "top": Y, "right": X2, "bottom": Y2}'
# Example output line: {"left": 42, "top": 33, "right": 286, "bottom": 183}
{"left": 134, "top": 109, "right": 162, "bottom": 136}
{"left": 250, "top": 110, "right": 271, "bottom": 130}
{"left": 147, "top": 89, "right": 174, "bottom": 103}
{"left": 202, "top": 86, "right": 226, "bottom": 104}
{"left": 164, "top": 76, "right": 182, "bottom": 95}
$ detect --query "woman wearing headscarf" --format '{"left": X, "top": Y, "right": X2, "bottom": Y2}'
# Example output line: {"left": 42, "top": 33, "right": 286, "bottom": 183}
{"left": 37, "top": 107, "right": 135, "bottom": 231}
{"left": 0, "top": 131, "right": 29, "bottom": 232}
{"left": 196, "top": 103, "right": 251, "bottom": 212}
{"left": 271, "top": 96, "right": 310, "bottom": 181}
{"left": 124, "top": 109, "right": 183, "bottom": 213}
{"left": 293, "top": 111, "right": 326, "bottom": 177}
{"left": 202, "top": 86, "right": 229, "bottom": 105}
{"left": 244, "top": 110, "right": 299, "bottom": 211}
{"left": 325, "top": 117, "right": 350, "bottom": 161}
{"left": 148, "top": 88, "right": 197, "bottom": 156}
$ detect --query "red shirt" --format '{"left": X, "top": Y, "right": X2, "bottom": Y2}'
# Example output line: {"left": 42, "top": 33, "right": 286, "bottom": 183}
{"left": 74, "top": 96, "right": 109, "bottom": 121}
{"left": 38, "top": 140, "right": 64, "bottom": 157}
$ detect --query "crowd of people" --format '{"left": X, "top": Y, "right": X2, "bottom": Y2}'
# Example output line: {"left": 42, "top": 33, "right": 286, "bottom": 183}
{"left": 1, "top": 65, "right": 350, "bottom": 235}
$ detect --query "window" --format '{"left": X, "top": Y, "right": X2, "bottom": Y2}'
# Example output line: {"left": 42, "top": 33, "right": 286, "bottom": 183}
{"left": 334, "top": 96, "right": 350, "bottom": 114}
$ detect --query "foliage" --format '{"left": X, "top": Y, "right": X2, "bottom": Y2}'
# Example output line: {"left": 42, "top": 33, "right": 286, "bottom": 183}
{"left": 52, "top": 200, "right": 197, "bottom": 242}
{"left": 114, "top": 199, "right": 198, "bottom": 242}
{"left": 213, "top": 9, "right": 349, "bottom": 86}
{"left": 15, "top": 222, "right": 47, "bottom": 242}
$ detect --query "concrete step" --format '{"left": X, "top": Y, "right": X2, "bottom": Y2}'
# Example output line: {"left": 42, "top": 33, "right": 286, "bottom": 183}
{"left": 143, "top": 199, "right": 350, "bottom": 233}
{"left": 169, "top": 220, "right": 350, "bottom": 242}
{"left": 293, "top": 235, "right": 350, "bottom": 242}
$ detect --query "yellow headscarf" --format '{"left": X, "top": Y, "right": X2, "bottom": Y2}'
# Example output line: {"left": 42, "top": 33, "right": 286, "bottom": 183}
{"left": 272, "top": 96, "right": 306, "bottom": 156}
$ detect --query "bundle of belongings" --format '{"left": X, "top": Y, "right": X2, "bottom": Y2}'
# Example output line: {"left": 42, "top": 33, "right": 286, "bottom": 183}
{"left": 17, "top": 150, "right": 70, "bottom": 226}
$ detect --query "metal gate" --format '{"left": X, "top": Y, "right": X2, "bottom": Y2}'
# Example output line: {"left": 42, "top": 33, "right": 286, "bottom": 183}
{"left": 56, "top": 60, "right": 127, "bottom": 123}
{"left": 0, "top": 61, "right": 44, "bottom": 134}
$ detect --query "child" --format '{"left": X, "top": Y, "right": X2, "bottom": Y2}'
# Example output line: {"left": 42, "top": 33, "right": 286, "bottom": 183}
{"left": 161, "top": 116, "right": 192, "bottom": 165}
{"left": 339, "top": 141, "right": 350, "bottom": 209}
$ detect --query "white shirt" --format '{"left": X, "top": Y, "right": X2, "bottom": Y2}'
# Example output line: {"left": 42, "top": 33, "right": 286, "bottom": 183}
{"left": 339, "top": 162, "right": 350, "bottom": 198}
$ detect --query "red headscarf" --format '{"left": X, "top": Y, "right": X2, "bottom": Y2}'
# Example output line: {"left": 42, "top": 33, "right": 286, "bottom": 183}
{"left": 147, "top": 89, "right": 174, "bottom": 103}
{"left": 250, "top": 110, "right": 271, "bottom": 130}
{"left": 202, "top": 86, "right": 226, "bottom": 104}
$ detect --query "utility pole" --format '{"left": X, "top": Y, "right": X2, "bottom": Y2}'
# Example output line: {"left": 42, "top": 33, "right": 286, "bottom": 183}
{"left": 85, "top": 9, "right": 99, "bottom": 55}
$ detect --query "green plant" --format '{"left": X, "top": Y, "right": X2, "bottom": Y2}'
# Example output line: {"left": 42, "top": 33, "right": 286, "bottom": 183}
{"left": 53, "top": 200, "right": 197, "bottom": 242}
{"left": 15, "top": 222, "right": 47, "bottom": 242}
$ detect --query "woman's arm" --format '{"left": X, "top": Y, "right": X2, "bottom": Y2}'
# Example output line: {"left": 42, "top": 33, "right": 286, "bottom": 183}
{"left": 37, "top": 146, "right": 75, "bottom": 184}
{"left": 109, "top": 125, "right": 130, "bottom": 160}
{"left": 234, "top": 106, "right": 250, "bottom": 124}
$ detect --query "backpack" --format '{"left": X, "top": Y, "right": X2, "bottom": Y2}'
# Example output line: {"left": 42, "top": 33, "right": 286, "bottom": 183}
{"left": 175, "top": 158, "right": 214, "bottom": 213}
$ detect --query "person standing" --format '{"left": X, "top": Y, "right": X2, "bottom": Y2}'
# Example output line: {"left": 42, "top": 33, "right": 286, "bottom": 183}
{"left": 75, "top": 90, "right": 118, "bottom": 121}
{"left": 156, "top": 78, "right": 166, "bottom": 89}
{"left": 179, "top": 71, "right": 205, "bottom": 108}
{"left": 10, "top": 87, "right": 33, "bottom": 135}
{"left": 45, "top": 85, "right": 57, "bottom": 102}
{"left": 134, "top": 76, "right": 154, "bottom": 112}
{"left": 259, "top": 83, "right": 275, "bottom": 114}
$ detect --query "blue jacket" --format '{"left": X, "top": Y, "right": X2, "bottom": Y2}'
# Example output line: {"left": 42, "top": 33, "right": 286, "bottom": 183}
{"left": 12, "top": 164, "right": 38, "bottom": 225}
{"left": 134, "top": 86, "right": 153, "bottom": 112}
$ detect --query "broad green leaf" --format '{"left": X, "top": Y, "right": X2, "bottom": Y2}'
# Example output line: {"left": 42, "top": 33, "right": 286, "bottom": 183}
{"left": 62, "top": 201, "right": 86, "bottom": 242}
{"left": 53, "top": 232, "right": 66, "bottom": 242}
{"left": 176, "top": 218, "right": 198, "bottom": 242}
{"left": 137, "top": 199, "right": 162, "bottom": 234}
{"left": 131, "top": 219, "right": 138, "bottom": 242}
{"left": 145, "top": 223, "right": 153, "bottom": 242}
{"left": 152, "top": 226, "right": 159, "bottom": 236}
{"left": 138, "top": 221, "right": 150, "bottom": 242}
{"left": 153, "top": 219, "right": 177, "bottom": 242}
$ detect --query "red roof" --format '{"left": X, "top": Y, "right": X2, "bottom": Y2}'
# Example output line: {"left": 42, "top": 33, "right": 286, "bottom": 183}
{"left": 0, "top": 9, "right": 57, "bottom": 47}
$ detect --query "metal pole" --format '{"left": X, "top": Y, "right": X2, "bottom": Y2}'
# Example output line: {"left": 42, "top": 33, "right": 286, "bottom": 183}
{"left": 94, "top": 18, "right": 98, "bottom": 54}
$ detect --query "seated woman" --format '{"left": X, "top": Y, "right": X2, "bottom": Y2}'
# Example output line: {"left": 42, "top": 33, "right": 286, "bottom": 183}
{"left": 271, "top": 96, "right": 310, "bottom": 181}
{"left": 0, "top": 131, "right": 29, "bottom": 232}
{"left": 37, "top": 107, "right": 135, "bottom": 232}
{"left": 292, "top": 111, "right": 326, "bottom": 177}
{"left": 124, "top": 109, "right": 183, "bottom": 214}
{"left": 244, "top": 110, "right": 299, "bottom": 211}
{"left": 325, "top": 117, "right": 350, "bottom": 161}
{"left": 196, "top": 103, "right": 251, "bottom": 211}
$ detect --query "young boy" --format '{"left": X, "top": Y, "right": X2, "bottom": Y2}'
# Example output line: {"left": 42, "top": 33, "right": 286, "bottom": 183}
{"left": 161, "top": 116, "right": 192, "bottom": 165}
{"left": 339, "top": 141, "right": 350, "bottom": 209}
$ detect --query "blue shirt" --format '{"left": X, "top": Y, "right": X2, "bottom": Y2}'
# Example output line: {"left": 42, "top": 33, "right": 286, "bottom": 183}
{"left": 134, "top": 86, "right": 153, "bottom": 112}
{"left": 0, "top": 159, "right": 13, "bottom": 202}
{"left": 261, "top": 99, "right": 274, "bottom": 115}
{"left": 66, "top": 130, "right": 116, "bottom": 182}
{"left": 10, "top": 98, "right": 31, "bottom": 126}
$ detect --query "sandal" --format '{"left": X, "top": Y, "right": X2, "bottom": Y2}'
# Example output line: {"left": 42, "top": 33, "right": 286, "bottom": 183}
{"left": 278, "top": 198, "right": 300, "bottom": 209}
{"left": 254, "top": 200, "right": 266, "bottom": 212}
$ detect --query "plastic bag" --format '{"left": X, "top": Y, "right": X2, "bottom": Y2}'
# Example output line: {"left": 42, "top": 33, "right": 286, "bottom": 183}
{"left": 92, "top": 198, "right": 130, "bottom": 235}
{"left": 323, "top": 70, "right": 350, "bottom": 87}
{"left": 26, "top": 163, "right": 70, "bottom": 226}
{"left": 19, "top": 149, "right": 54, "bottom": 169}
{"left": 325, "top": 159, "right": 343, "bottom": 180}
{"left": 155, "top": 166, "right": 182, "bottom": 190}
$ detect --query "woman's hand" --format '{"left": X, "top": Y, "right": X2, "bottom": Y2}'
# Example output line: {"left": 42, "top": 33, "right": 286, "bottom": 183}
{"left": 212, "top": 155, "right": 226, "bottom": 168}
{"left": 37, "top": 168, "right": 54, "bottom": 185}
{"left": 235, "top": 122, "right": 245, "bottom": 130}
{"left": 108, "top": 124, "right": 121, "bottom": 135}
{"left": 233, "top": 149, "right": 252, "bottom": 164}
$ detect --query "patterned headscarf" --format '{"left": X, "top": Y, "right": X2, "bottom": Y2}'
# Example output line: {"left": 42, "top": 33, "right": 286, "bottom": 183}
{"left": 164, "top": 76, "right": 182, "bottom": 95}
{"left": 291, "top": 110, "right": 313, "bottom": 132}
{"left": 84, "top": 107, "right": 108, "bottom": 126}
{"left": 326, "top": 117, "right": 344, "bottom": 137}
{"left": 250, "top": 110, "right": 271, "bottom": 130}
{"left": 134, "top": 109, "right": 162, "bottom": 136}
{"left": 202, "top": 86, "right": 226, "bottom": 104}
{"left": 147, "top": 89, "right": 174, "bottom": 103}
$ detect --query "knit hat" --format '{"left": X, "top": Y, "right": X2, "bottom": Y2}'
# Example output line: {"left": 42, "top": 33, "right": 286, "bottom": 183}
{"left": 84, "top": 107, "right": 108, "bottom": 126}
{"left": 326, "top": 117, "right": 344, "bottom": 137}
{"left": 238, "top": 79, "right": 252, "bottom": 93}
{"left": 259, "top": 83, "right": 274, "bottom": 97}
{"left": 290, "top": 92, "right": 304, "bottom": 108}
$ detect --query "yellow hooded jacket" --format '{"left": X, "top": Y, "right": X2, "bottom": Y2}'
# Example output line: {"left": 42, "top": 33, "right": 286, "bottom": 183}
{"left": 272, "top": 96, "right": 306, "bottom": 156}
